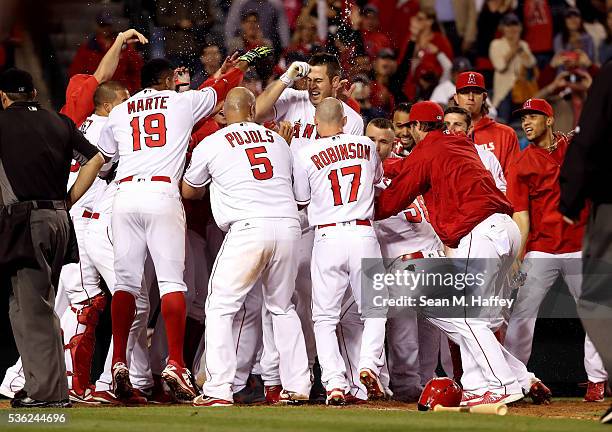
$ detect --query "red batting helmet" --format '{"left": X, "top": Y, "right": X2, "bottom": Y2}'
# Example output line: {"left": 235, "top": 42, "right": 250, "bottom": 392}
{"left": 417, "top": 377, "right": 462, "bottom": 411}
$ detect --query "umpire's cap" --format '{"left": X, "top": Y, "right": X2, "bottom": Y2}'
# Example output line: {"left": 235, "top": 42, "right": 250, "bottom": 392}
{"left": 0, "top": 68, "right": 35, "bottom": 94}
{"left": 141, "top": 58, "right": 176, "bottom": 89}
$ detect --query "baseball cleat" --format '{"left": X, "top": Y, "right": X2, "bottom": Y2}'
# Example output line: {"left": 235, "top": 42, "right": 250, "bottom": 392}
{"left": 601, "top": 404, "right": 612, "bottom": 424}
{"left": 192, "top": 395, "right": 233, "bottom": 407}
{"left": 161, "top": 362, "right": 198, "bottom": 403}
{"left": 89, "top": 390, "right": 122, "bottom": 405}
{"left": 147, "top": 375, "right": 174, "bottom": 404}
{"left": 264, "top": 385, "right": 282, "bottom": 404}
{"left": 111, "top": 362, "right": 132, "bottom": 399}
{"left": 527, "top": 380, "right": 552, "bottom": 405}
{"left": 233, "top": 386, "right": 266, "bottom": 405}
{"left": 325, "top": 388, "right": 346, "bottom": 406}
{"left": 277, "top": 389, "right": 309, "bottom": 405}
{"left": 359, "top": 369, "right": 385, "bottom": 400}
{"left": 344, "top": 393, "right": 367, "bottom": 405}
{"left": 584, "top": 381, "right": 606, "bottom": 402}
{"left": 460, "top": 391, "right": 483, "bottom": 406}
{"left": 68, "top": 387, "right": 100, "bottom": 405}
{"left": 466, "top": 391, "right": 523, "bottom": 406}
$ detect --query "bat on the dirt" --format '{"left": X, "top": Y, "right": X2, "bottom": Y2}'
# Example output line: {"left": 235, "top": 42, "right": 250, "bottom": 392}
{"left": 433, "top": 403, "right": 508, "bottom": 416}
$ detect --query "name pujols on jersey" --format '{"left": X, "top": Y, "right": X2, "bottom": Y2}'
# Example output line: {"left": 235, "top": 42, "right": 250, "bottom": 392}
{"left": 308, "top": 141, "right": 372, "bottom": 169}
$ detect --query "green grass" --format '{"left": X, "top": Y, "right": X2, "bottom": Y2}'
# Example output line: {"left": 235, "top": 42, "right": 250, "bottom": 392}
{"left": 0, "top": 405, "right": 604, "bottom": 432}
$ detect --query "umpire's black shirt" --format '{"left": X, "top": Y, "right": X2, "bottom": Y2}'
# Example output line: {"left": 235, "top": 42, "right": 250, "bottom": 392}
{"left": 0, "top": 101, "right": 98, "bottom": 205}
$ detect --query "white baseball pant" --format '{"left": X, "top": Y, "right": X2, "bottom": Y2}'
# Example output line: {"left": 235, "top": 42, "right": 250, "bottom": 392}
{"left": 203, "top": 218, "right": 310, "bottom": 401}
{"left": 311, "top": 223, "right": 386, "bottom": 393}
{"left": 505, "top": 251, "right": 608, "bottom": 383}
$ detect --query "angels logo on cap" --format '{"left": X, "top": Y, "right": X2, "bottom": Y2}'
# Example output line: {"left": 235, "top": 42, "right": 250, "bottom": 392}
{"left": 524, "top": 99, "right": 532, "bottom": 109}
{"left": 467, "top": 73, "right": 477, "bottom": 85}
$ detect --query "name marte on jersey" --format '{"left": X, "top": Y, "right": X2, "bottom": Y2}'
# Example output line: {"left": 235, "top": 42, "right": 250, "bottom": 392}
{"left": 127, "top": 96, "right": 169, "bottom": 114}
{"left": 225, "top": 129, "right": 274, "bottom": 147}
{"left": 311, "top": 143, "right": 371, "bottom": 170}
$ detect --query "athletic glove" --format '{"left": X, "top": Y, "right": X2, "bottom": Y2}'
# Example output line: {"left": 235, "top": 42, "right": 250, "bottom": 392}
{"left": 280, "top": 61, "right": 311, "bottom": 87}
{"left": 238, "top": 46, "right": 274, "bottom": 64}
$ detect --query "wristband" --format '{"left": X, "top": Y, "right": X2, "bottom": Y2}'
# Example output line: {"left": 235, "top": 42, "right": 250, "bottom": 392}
{"left": 279, "top": 73, "right": 293, "bottom": 87}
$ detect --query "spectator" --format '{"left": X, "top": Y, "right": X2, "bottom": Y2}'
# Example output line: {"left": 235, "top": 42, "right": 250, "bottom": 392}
{"left": 347, "top": 52, "right": 373, "bottom": 78}
{"left": 519, "top": 0, "right": 554, "bottom": 68}
{"left": 225, "top": 0, "right": 290, "bottom": 54}
{"left": 359, "top": 4, "right": 393, "bottom": 59}
{"left": 284, "top": 15, "right": 323, "bottom": 59}
{"left": 191, "top": 43, "right": 223, "bottom": 89}
{"left": 352, "top": 74, "right": 387, "bottom": 125}
{"left": 156, "top": 0, "right": 221, "bottom": 71}
{"left": 535, "top": 64, "right": 594, "bottom": 132}
{"left": 599, "top": 8, "right": 612, "bottom": 64}
{"left": 399, "top": 8, "right": 453, "bottom": 101}
{"left": 475, "top": 0, "right": 516, "bottom": 71}
{"left": 368, "top": 0, "right": 420, "bottom": 51}
{"left": 421, "top": 0, "right": 478, "bottom": 55}
{"left": 68, "top": 11, "right": 143, "bottom": 94}
{"left": 430, "top": 56, "right": 472, "bottom": 106}
{"left": 553, "top": 7, "right": 596, "bottom": 64}
{"left": 489, "top": 13, "right": 536, "bottom": 122}
{"left": 227, "top": 12, "right": 273, "bottom": 55}
{"left": 370, "top": 48, "right": 397, "bottom": 114}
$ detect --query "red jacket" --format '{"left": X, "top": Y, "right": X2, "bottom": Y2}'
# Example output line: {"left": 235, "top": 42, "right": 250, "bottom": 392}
{"left": 68, "top": 35, "right": 144, "bottom": 95}
{"left": 471, "top": 116, "right": 519, "bottom": 178}
{"left": 375, "top": 130, "right": 513, "bottom": 248}
{"left": 506, "top": 132, "right": 587, "bottom": 254}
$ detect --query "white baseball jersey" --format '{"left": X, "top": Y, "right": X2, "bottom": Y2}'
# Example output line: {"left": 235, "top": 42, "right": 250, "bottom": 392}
{"left": 67, "top": 114, "right": 108, "bottom": 214}
{"left": 476, "top": 145, "right": 506, "bottom": 193}
{"left": 293, "top": 134, "right": 382, "bottom": 226}
{"left": 184, "top": 121, "right": 299, "bottom": 231}
{"left": 97, "top": 87, "right": 217, "bottom": 182}
{"left": 374, "top": 178, "right": 442, "bottom": 258}
{"left": 273, "top": 89, "right": 364, "bottom": 149}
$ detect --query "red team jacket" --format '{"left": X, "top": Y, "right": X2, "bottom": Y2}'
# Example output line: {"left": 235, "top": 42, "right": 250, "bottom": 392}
{"left": 506, "top": 133, "right": 587, "bottom": 254}
{"left": 375, "top": 130, "right": 513, "bottom": 248}
{"left": 471, "top": 116, "right": 520, "bottom": 177}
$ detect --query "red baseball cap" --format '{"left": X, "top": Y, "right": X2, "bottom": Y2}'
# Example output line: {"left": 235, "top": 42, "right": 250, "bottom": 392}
{"left": 456, "top": 71, "right": 486, "bottom": 92}
{"left": 513, "top": 98, "right": 553, "bottom": 117}
{"left": 409, "top": 101, "right": 444, "bottom": 122}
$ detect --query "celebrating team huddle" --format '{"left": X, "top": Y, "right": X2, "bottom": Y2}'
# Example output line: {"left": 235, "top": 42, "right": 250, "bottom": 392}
{"left": 2, "top": 28, "right": 607, "bottom": 411}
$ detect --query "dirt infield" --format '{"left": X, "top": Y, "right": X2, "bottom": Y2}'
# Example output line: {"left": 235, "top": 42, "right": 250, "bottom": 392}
{"left": 0, "top": 397, "right": 606, "bottom": 421}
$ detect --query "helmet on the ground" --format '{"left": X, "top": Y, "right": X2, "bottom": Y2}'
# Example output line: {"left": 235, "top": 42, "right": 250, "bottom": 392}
{"left": 417, "top": 377, "right": 462, "bottom": 411}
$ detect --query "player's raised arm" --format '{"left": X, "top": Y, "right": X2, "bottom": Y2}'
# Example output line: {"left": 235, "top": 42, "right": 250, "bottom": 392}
{"left": 94, "top": 29, "right": 148, "bottom": 84}
{"left": 254, "top": 61, "right": 311, "bottom": 123}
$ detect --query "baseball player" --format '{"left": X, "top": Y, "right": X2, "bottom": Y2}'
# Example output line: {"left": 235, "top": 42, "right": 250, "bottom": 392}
{"left": 254, "top": 52, "right": 365, "bottom": 384}
{"left": 504, "top": 98, "right": 608, "bottom": 402}
{"left": 292, "top": 98, "right": 385, "bottom": 405}
{"left": 367, "top": 118, "right": 443, "bottom": 401}
{"left": 97, "top": 57, "right": 247, "bottom": 402}
{"left": 453, "top": 72, "right": 519, "bottom": 176}
{"left": 391, "top": 103, "right": 415, "bottom": 157}
{"left": 444, "top": 106, "right": 507, "bottom": 193}
{"left": 376, "top": 101, "right": 550, "bottom": 406}
{"left": 182, "top": 87, "right": 310, "bottom": 407}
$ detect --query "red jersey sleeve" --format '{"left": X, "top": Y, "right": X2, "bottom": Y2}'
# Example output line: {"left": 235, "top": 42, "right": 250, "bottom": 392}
{"left": 375, "top": 146, "right": 430, "bottom": 220}
{"left": 506, "top": 159, "right": 529, "bottom": 213}
{"left": 60, "top": 74, "right": 98, "bottom": 126}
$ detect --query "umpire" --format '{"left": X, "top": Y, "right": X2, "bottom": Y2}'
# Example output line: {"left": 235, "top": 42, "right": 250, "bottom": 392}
{"left": 0, "top": 69, "right": 104, "bottom": 408}
{"left": 560, "top": 61, "right": 612, "bottom": 424}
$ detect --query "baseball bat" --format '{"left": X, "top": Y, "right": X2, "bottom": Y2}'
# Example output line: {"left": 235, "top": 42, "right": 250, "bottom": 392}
{"left": 432, "top": 403, "right": 508, "bottom": 416}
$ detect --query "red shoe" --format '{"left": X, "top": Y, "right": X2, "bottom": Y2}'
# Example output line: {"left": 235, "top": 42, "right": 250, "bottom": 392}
{"left": 359, "top": 369, "right": 385, "bottom": 400}
{"left": 193, "top": 395, "right": 233, "bottom": 407}
{"left": 460, "top": 391, "right": 483, "bottom": 406}
{"left": 584, "top": 381, "right": 606, "bottom": 402}
{"left": 147, "top": 374, "right": 175, "bottom": 404}
{"left": 466, "top": 391, "right": 523, "bottom": 406}
{"left": 265, "top": 385, "right": 282, "bottom": 404}
{"left": 162, "top": 362, "right": 198, "bottom": 403}
{"left": 326, "top": 388, "right": 346, "bottom": 406}
{"left": 527, "top": 381, "right": 552, "bottom": 405}
{"left": 278, "top": 389, "right": 309, "bottom": 405}
{"left": 111, "top": 362, "right": 132, "bottom": 399}
{"left": 345, "top": 393, "right": 367, "bottom": 405}
{"left": 89, "top": 390, "right": 122, "bottom": 405}
{"left": 68, "top": 386, "right": 100, "bottom": 405}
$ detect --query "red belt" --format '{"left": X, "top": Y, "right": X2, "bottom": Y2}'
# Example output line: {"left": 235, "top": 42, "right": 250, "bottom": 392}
{"left": 82, "top": 210, "right": 100, "bottom": 219}
{"left": 400, "top": 251, "right": 424, "bottom": 261}
{"left": 118, "top": 175, "right": 172, "bottom": 184}
{"left": 317, "top": 219, "right": 371, "bottom": 229}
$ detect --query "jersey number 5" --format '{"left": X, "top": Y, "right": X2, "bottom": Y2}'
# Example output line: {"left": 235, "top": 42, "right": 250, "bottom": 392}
{"left": 245, "top": 146, "right": 273, "bottom": 180}
{"left": 131, "top": 113, "right": 167, "bottom": 151}
{"left": 328, "top": 165, "right": 362, "bottom": 206}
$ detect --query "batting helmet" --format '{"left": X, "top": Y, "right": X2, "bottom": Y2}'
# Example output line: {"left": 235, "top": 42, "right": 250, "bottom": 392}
{"left": 417, "top": 377, "right": 462, "bottom": 411}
